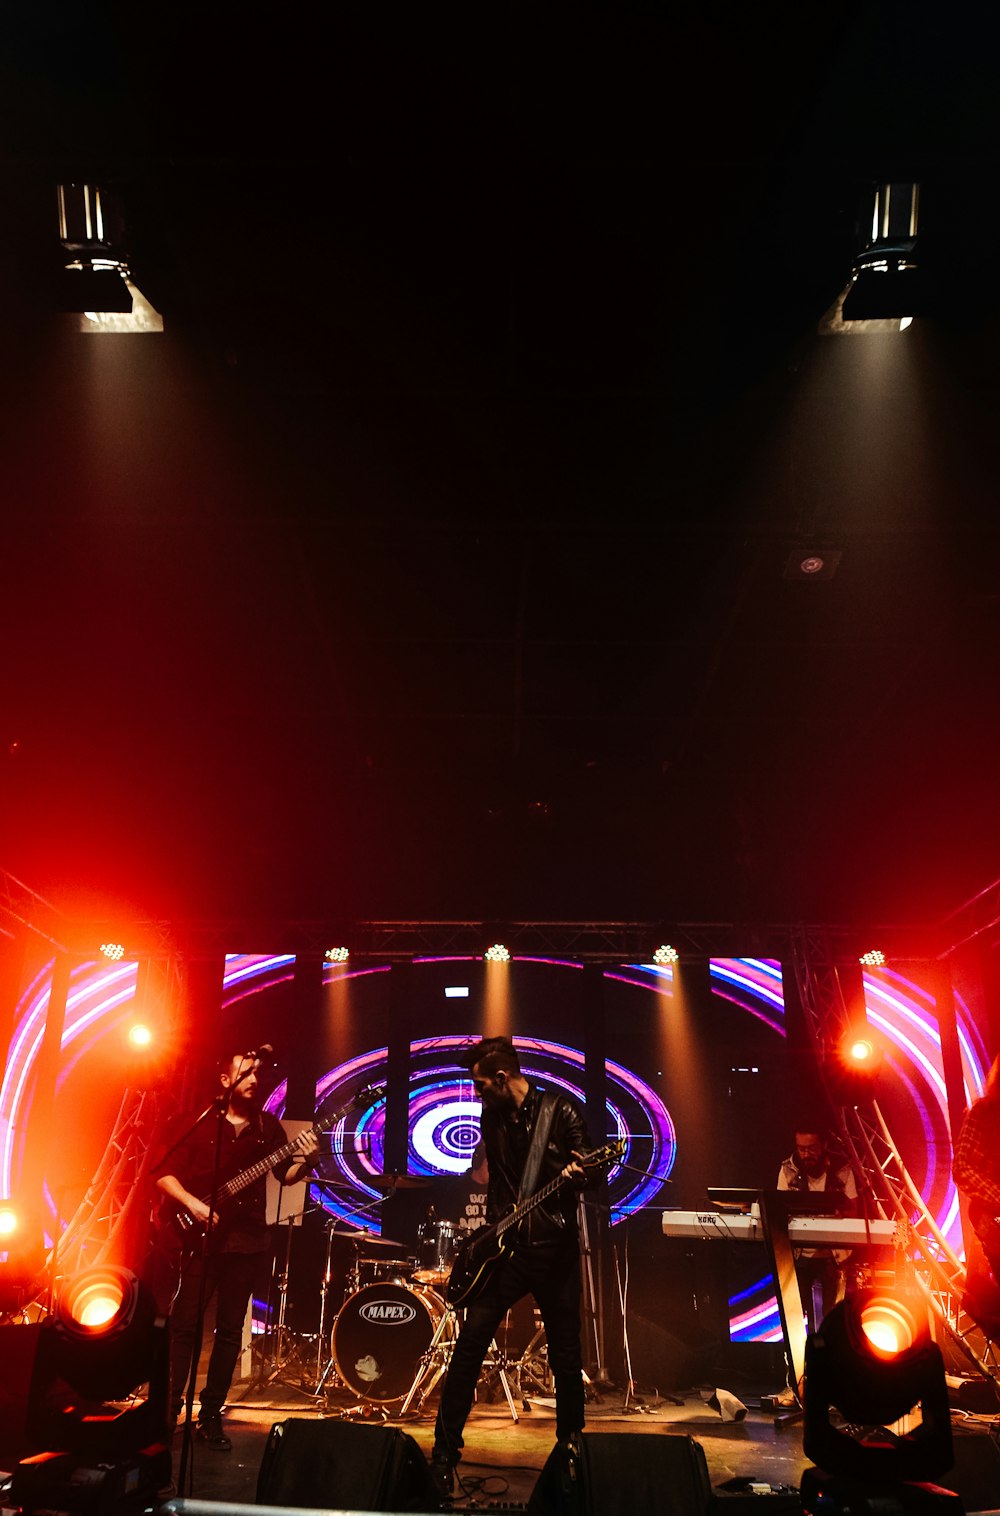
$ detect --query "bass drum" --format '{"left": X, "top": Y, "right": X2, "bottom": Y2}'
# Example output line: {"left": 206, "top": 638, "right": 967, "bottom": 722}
{"left": 331, "top": 1281, "right": 455, "bottom": 1403}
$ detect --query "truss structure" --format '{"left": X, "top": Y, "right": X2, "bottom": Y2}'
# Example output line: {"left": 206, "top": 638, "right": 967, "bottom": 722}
{"left": 42, "top": 954, "right": 185, "bottom": 1291}
{"left": 74, "top": 915, "right": 944, "bottom": 964}
{"left": 790, "top": 928, "right": 1000, "bottom": 1391}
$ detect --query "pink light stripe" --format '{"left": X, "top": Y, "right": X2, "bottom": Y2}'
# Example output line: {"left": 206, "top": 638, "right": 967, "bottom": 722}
{"left": 866, "top": 1007, "right": 948, "bottom": 1103}
{"left": 712, "top": 961, "right": 786, "bottom": 1012}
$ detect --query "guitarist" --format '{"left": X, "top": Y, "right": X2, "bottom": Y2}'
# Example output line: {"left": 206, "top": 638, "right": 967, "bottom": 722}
{"left": 151, "top": 1048, "right": 319, "bottom": 1451}
{"left": 430, "top": 1036, "right": 594, "bottom": 1498}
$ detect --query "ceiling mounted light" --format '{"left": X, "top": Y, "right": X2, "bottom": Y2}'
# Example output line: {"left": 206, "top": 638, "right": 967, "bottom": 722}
{"left": 820, "top": 180, "right": 932, "bottom": 334}
{"left": 325, "top": 946, "right": 350, "bottom": 963}
{"left": 842, "top": 181, "right": 931, "bottom": 323}
{"left": 653, "top": 945, "right": 679, "bottom": 965}
{"left": 859, "top": 948, "right": 886, "bottom": 967}
{"left": 99, "top": 942, "right": 125, "bottom": 961}
{"left": 56, "top": 182, "right": 163, "bottom": 334}
{"left": 484, "top": 943, "right": 511, "bottom": 963}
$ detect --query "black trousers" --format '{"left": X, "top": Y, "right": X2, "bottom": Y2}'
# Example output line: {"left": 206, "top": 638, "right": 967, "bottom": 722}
{"left": 434, "top": 1236, "right": 584, "bottom": 1462}
{"left": 168, "top": 1248, "right": 263, "bottom": 1418}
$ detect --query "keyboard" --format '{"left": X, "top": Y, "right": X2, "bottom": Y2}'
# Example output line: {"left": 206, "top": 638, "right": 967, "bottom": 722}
{"left": 661, "top": 1208, "right": 899, "bottom": 1247}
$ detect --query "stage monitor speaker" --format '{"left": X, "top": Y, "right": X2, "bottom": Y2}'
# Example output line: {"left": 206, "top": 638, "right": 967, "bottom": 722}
{"left": 0, "top": 1322, "right": 43, "bottom": 1462}
{"left": 528, "top": 1431, "right": 712, "bottom": 1516}
{"left": 944, "top": 1429, "right": 1000, "bottom": 1513}
{"left": 256, "top": 1418, "right": 438, "bottom": 1511}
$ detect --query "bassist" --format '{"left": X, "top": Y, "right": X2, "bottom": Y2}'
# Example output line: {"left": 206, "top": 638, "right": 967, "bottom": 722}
{"left": 431, "top": 1037, "right": 594, "bottom": 1497}
{"left": 151, "top": 1048, "right": 319, "bottom": 1451}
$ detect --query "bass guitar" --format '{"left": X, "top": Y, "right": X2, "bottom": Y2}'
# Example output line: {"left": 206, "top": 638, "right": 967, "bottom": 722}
{"left": 168, "top": 1083, "right": 380, "bottom": 1242}
{"left": 446, "top": 1138, "right": 625, "bottom": 1308}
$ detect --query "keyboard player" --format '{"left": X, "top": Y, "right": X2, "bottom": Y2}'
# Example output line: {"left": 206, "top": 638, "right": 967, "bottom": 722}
{"left": 777, "top": 1125, "right": 857, "bottom": 1331}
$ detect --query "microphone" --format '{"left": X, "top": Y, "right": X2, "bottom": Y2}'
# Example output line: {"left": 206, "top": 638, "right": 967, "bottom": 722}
{"left": 243, "top": 1043, "right": 276, "bottom": 1063}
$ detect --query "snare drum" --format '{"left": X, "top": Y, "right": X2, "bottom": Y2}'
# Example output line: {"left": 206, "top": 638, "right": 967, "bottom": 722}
{"left": 413, "top": 1218, "right": 459, "bottom": 1285}
{"left": 356, "top": 1257, "right": 414, "bottom": 1288}
{"left": 331, "top": 1280, "right": 455, "bottom": 1402}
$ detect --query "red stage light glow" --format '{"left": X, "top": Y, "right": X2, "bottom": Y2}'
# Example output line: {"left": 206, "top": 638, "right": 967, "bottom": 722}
{"left": 0, "top": 1203, "right": 18, "bottom": 1238}
{"left": 127, "top": 1023, "right": 153, "bottom": 1049}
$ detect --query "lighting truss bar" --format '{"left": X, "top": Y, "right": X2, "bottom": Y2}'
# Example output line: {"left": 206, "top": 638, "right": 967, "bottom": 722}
{"left": 74, "top": 917, "right": 945, "bottom": 963}
{"left": 0, "top": 869, "right": 68, "bottom": 950}
{"left": 939, "top": 873, "right": 1000, "bottom": 958}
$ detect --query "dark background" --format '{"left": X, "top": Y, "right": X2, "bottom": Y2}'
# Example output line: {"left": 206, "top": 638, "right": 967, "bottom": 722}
{"left": 1, "top": 3, "right": 999, "bottom": 935}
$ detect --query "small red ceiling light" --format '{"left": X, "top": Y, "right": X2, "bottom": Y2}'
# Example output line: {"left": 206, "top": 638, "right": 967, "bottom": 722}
{"left": 100, "top": 942, "right": 125, "bottom": 961}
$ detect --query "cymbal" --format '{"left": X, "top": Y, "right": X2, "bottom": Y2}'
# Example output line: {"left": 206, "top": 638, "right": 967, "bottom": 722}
{"left": 369, "top": 1173, "right": 433, "bottom": 1190}
{"left": 331, "top": 1229, "right": 408, "bottom": 1250}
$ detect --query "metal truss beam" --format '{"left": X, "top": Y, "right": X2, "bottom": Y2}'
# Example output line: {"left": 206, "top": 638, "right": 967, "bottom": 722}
{"left": 0, "top": 869, "right": 68, "bottom": 951}
{"left": 72, "top": 917, "right": 943, "bottom": 965}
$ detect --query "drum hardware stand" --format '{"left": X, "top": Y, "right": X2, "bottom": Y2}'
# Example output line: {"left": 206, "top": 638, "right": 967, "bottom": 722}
{"left": 508, "top": 1324, "right": 553, "bottom": 1404}
{"left": 397, "top": 1306, "right": 520, "bottom": 1424}
{"left": 307, "top": 1188, "right": 384, "bottom": 1399}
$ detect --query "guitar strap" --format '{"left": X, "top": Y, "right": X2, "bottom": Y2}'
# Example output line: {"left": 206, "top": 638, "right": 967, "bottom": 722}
{"left": 517, "top": 1090, "right": 558, "bottom": 1204}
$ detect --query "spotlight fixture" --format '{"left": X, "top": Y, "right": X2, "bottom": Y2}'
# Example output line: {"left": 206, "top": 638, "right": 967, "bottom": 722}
{"left": 0, "top": 1203, "right": 18, "bottom": 1239}
{"left": 653, "top": 944, "right": 679, "bottom": 965}
{"left": 484, "top": 943, "right": 511, "bottom": 963}
{"left": 127, "top": 1023, "right": 153, "bottom": 1049}
{"left": 803, "top": 1290, "right": 952, "bottom": 1482}
{"left": 859, "top": 949, "right": 887, "bottom": 967}
{"left": 325, "top": 946, "right": 350, "bottom": 963}
{"left": 99, "top": 942, "right": 125, "bottom": 961}
{"left": 841, "top": 181, "right": 933, "bottom": 324}
{"left": 22, "top": 1265, "right": 169, "bottom": 1458}
{"left": 845, "top": 1035, "right": 880, "bottom": 1069}
{"left": 55, "top": 182, "right": 163, "bottom": 334}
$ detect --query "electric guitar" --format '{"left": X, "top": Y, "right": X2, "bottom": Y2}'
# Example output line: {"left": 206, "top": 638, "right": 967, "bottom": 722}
{"left": 446, "top": 1138, "right": 625, "bottom": 1308}
{"left": 166, "top": 1084, "right": 380, "bottom": 1242}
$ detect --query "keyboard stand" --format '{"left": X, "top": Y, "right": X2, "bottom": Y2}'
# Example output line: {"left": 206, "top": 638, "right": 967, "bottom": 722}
{"left": 757, "top": 1190, "right": 809, "bottom": 1429}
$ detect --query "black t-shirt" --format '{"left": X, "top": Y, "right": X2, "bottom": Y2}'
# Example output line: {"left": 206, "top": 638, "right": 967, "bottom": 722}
{"left": 154, "top": 1106, "right": 293, "bottom": 1253}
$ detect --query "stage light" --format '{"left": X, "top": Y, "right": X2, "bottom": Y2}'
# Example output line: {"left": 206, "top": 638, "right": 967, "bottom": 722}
{"left": 802, "top": 1290, "right": 952, "bottom": 1483}
{"left": 848, "top": 1037, "right": 876, "bottom": 1064}
{"left": 484, "top": 943, "right": 511, "bottom": 963}
{"left": 859, "top": 949, "right": 887, "bottom": 967}
{"left": 6, "top": 1265, "right": 171, "bottom": 1505}
{"left": 100, "top": 942, "right": 125, "bottom": 961}
{"left": 325, "top": 946, "right": 350, "bottom": 963}
{"left": 0, "top": 1203, "right": 18, "bottom": 1238}
{"left": 653, "top": 944, "right": 679, "bottom": 965}
{"left": 127, "top": 1022, "right": 153, "bottom": 1050}
{"left": 56, "top": 183, "right": 163, "bottom": 334}
{"left": 50, "top": 1265, "right": 158, "bottom": 1402}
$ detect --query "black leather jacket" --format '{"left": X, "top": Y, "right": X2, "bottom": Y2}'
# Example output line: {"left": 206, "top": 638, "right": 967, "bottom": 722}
{"left": 481, "top": 1085, "right": 594, "bottom": 1242}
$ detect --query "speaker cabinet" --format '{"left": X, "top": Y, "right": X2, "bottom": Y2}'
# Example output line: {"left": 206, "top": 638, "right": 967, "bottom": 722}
{"left": 529, "top": 1431, "right": 712, "bottom": 1516}
{"left": 256, "top": 1418, "right": 437, "bottom": 1511}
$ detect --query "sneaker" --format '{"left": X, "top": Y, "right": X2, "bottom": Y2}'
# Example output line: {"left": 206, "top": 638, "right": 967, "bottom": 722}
{"left": 196, "top": 1412, "right": 232, "bottom": 1451}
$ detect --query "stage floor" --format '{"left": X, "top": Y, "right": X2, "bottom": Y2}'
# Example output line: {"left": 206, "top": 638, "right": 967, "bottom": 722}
{"left": 171, "top": 1377, "right": 820, "bottom": 1509}
{"left": 165, "top": 1375, "right": 1000, "bottom": 1513}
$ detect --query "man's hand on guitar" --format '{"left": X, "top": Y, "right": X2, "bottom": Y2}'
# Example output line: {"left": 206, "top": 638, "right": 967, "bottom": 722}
{"left": 287, "top": 1128, "right": 320, "bottom": 1179}
{"left": 187, "top": 1197, "right": 218, "bottom": 1228}
{"left": 560, "top": 1151, "right": 589, "bottom": 1187}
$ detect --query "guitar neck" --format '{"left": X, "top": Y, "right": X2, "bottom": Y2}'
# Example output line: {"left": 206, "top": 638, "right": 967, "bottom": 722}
{"left": 495, "top": 1169, "right": 573, "bottom": 1237}
{"left": 216, "top": 1114, "right": 330, "bottom": 1202}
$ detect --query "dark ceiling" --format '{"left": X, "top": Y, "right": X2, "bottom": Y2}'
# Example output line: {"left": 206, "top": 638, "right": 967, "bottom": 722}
{"left": 1, "top": 3, "right": 999, "bottom": 934}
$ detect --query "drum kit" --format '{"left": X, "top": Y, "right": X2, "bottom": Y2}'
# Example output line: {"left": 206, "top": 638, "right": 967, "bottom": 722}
{"left": 260, "top": 1180, "right": 547, "bottom": 1422}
